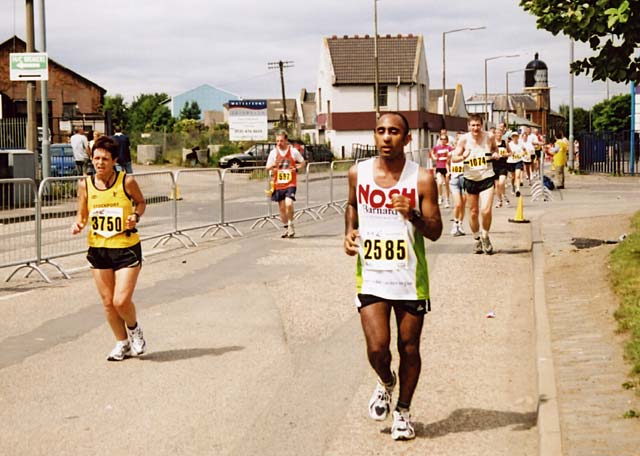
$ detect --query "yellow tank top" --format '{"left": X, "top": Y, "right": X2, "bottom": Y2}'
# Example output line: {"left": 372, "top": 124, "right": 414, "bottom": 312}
{"left": 86, "top": 171, "right": 140, "bottom": 248}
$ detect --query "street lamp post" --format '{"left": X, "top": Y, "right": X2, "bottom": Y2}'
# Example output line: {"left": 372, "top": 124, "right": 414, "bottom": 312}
{"left": 484, "top": 54, "right": 519, "bottom": 125}
{"left": 442, "top": 26, "right": 485, "bottom": 116}
{"left": 374, "top": 0, "right": 380, "bottom": 117}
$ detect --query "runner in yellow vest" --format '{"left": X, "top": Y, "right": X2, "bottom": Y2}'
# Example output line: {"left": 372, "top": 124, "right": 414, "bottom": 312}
{"left": 71, "top": 135, "right": 147, "bottom": 361}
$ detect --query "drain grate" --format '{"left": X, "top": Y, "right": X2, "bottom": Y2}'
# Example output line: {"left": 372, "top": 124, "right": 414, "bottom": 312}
{"left": 571, "top": 237, "right": 620, "bottom": 249}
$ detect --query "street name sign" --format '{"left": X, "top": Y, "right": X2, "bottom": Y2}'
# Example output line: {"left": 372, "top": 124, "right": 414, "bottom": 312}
{"left": 10, "top": 53, "right": 49, "bottom": 81}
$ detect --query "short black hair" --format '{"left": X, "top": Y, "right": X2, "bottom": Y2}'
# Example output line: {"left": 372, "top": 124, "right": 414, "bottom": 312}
{"left": 378, "top": 112, "right": 410, "bottom": 137}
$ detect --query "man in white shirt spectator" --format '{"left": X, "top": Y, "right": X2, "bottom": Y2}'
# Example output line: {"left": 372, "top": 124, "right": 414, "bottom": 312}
{"left": 70, "top": 126, "right": 90, "bottom": 175}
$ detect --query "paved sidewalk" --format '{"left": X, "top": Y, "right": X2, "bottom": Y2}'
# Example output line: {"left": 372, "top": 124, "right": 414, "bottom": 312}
{"left": 536, "top": 173, "right": 640, "bottom": 455}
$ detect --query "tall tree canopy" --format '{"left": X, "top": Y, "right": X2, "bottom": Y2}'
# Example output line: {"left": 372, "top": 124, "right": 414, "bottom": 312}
{"left": 520, "top": 0, "right": 640, "bottom": 82}
{"left": 558, "top": 104, "right": 592, "bottom": 133}
{"left": 179, "top": 100, "right": 201, "bottom": 121}
{"left": 127, "top": 93, "right": 173, "bottom": 133}
{"left": 590, "top": 93, "right": 631, "bottom": 132}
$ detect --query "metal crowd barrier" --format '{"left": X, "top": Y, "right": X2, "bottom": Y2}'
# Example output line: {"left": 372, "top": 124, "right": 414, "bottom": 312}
{"left": 1, "top": 162, "right": 368, "bottom": 283}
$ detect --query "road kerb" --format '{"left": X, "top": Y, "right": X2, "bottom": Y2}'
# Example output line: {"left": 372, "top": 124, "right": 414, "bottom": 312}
{"left": 532, "top": 216, "right": 563, "bottom": 456}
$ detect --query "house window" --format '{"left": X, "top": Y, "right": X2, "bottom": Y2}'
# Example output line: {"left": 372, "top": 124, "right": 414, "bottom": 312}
{"left": 374, "top": 85, "right": 388, "bottom": 109}
{"left": 63, "top": 102, "right": 78, "bottom": 119}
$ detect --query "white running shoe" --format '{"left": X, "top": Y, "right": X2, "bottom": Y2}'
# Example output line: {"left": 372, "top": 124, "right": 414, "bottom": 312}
{"left": 456, "top": 222, "right": 466, "bottom": 235}
{"left": 481, "top": 236, "right": 494, "bottom": 255}
{"left": 450, "top": 222, "right": 458, "bottom": 236}
{"left": 107, "top": 340, "right": 131, "bottom": 361}
{"left": 281, "top": 226, "right": 289, "bottom": 238}
{"left": 473, "top": 237, "right": 483, "bottom": 254}
{"left": 391, "top": 409, "right": 416, "bottom": 441}
{"left": 495, "top": 199, "right": 502, "bottom": 208}
{"left": 368, "top": 372, "right": 396, "bottom": 421}
{"left": 437, "top": 196, "right": 443, "bottom": 206}
{"left": 287, "top": 224, "right": 295, "bottom": 238}
{"left": 444, "top": 199, "right": 450, "bottom": 208}
{"left": 127, "top": 325, "right": 146, "bottom": 355}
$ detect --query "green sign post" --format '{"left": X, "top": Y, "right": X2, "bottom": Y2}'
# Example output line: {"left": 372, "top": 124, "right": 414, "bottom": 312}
{"left": 10, "top": 53, "right": 49, "bottom": 81}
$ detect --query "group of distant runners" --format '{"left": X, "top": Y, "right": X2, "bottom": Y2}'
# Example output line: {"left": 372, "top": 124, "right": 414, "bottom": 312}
{"left": 69, "top": 111, "right": 567, "bottom": 442}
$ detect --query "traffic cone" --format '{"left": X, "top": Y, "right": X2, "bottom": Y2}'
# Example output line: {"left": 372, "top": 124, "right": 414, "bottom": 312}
{"left": 508, "top": 194, "right": 530, "bottom": 224}
{"left": 169, "top": 185, "right": 182, "bottom": 200}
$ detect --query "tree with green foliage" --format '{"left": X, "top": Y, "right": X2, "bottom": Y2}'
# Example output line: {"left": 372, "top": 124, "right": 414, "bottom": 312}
{"left": 102, "top": 94, "right": 128, "bottom": 130}
{"left": 520, "top": 0, "right": 640, "bottom": 82}
{"left": 179, "top": 100, "right": 201, "bottom": 120}
{"left": 590, "top": 94, "right": 631, "bottom": 132}
{"left": 558, "top": 104, "right": 592, "bottom": 133}
{"left": 127, "top": 93, "right": 173, "bottom": 133}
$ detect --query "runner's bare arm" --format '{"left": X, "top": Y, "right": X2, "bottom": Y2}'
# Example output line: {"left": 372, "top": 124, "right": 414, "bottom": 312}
{"left": 71, "top": 179, "right": 88, "bottom": 234}
{"left": 391, "top": 168, "right": 442, "bottom": 241}
{"left": 124, "top": 175, "right": 146, "bottom": 231}
{"left": 451, "top": 136, "right": 467, "bottom": 162}
{"left": 416, "top": 168, "right": 442, "bottom": 241}
{"left": 344, "top": 164, "right": 360, "bottom": 256}
{"left": 489, "top": 132, "right": 500, "bottom": 160}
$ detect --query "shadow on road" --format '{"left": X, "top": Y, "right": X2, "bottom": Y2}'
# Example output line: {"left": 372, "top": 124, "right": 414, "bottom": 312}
{"left": 380, "top": 407, "right": 537, "bottom": 439}
{"left": 137, "top": 346, "right": 244, "bottom": 362}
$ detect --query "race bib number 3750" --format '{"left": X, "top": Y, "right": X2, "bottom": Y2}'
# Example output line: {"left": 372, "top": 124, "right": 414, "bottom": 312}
{"left": 90, "top": 207, "right": 124, "bottom": 238}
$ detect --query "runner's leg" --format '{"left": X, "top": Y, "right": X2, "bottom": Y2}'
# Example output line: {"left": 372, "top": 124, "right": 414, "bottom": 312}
{"left": 394, "top": 305, "right": 424, "bottom": 406}
{"left": 360, "top": 301, "right": 394, "bottom": 384}
{"left": 92, "top": 268, "right": 126, "bottom": 341}
{"left": 113, "top": 265, "right": 141, "bottom": 328}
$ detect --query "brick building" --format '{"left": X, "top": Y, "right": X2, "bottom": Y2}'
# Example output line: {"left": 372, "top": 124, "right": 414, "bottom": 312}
{"left": 0, "top": 36, "right": 106, "bottom": 143}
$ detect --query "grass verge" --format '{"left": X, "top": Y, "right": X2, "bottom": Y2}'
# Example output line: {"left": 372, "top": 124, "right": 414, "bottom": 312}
{"left": 610, "top": 211, "right": 640, "bottom": 389}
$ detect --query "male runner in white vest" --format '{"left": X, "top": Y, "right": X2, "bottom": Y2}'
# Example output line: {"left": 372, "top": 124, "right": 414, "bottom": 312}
{"left": 344, "top": 112, "right": 442, "bottom": 440}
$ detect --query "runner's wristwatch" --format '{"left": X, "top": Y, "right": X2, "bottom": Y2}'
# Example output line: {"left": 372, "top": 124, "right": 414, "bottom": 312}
{"left": 408, "top": 209, "right": 421, "bottom": 223}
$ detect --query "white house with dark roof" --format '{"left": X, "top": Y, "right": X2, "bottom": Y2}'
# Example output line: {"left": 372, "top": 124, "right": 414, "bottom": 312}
{"left": 316, "top": 33, "right": 436, "bottom": 157}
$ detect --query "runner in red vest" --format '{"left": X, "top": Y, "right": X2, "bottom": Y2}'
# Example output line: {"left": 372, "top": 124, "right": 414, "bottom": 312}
{"left": 265, "top": 131, "right": 305, "bottom": 238}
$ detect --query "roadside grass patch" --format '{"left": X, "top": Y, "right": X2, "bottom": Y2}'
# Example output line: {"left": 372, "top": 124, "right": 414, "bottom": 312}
{"left": 610, "top": 211, "right": 640, "bottom": 387}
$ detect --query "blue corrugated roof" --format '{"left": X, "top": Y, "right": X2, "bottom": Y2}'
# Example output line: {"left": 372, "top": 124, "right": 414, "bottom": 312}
{"left": 171, "top": 84, "right": 239, "bottom": 119}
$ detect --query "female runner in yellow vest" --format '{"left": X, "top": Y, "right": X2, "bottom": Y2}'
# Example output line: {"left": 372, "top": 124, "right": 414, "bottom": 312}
{"left": 71, "top": 135, "right": 147, "bottom": 361}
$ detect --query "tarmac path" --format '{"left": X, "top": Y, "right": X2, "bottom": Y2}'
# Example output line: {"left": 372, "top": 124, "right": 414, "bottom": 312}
{"left": 1, "top": 199, "right": 538, "bottom": 455}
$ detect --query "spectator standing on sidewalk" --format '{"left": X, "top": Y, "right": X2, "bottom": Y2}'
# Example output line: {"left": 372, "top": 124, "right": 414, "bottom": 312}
{"left": 547, "top": 131, "right": 568, "bottom": 189}
{"left": 265, "top": 131, "right": 305, "bottom": 238}
{"left": 71, "top": 135, "right": 147, "bottom": 361}
{"left": 112, "top": 125, "right": 133, "bottom": 174}
{"left": 70, "top": 126, "right": 90, "bottom": 175}
{"left": 451, "top": 114, "right": 499, "bottom": 254}
{"left": 344, "top": 112, "right": 442, "bottom": 441}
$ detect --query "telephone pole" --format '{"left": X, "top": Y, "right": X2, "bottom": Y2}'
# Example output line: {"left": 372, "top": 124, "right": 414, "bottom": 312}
{"left": 268, "top": 60, "right": 294, "bottom": 131}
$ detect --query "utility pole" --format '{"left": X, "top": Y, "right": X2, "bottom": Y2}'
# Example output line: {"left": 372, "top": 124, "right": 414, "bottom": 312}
{"left": 39, "top": 0, "right": 50, "bottom": 178}
{"left": 268, "top": 60, "right": 294, "bottom": 131}
{"left": 373, "top": 0, "right": 380, "bottom": 117}
{"left": 25, "top": 0, "right": 38, "bottom": 176}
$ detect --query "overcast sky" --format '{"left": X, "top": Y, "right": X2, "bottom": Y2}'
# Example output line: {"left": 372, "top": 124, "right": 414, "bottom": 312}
{"left": 1, "top": 0, "right": 630, "bottom": 110}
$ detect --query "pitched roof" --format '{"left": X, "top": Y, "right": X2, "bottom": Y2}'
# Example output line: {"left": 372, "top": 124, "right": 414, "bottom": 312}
{"left": 325, "top": 34, "right": 421, "bottom": 85}
{"left": 466, "top": 93, "right": 538, "bottom": 111}
{"left": 0, "top": 36, "right": 106, "bottom": 94}
{"left": 428, "top": 88, "right": 457, "bottom": 112}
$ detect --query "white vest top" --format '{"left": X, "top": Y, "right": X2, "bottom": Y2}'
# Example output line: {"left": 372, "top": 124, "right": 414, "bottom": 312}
{"left": 355, "top": 158, "right": 430, "bottom": 301}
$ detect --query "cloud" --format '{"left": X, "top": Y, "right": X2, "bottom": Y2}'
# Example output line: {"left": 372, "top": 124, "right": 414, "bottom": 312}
{"left": 0, "top": 0, "right": 629, "bottom": 108}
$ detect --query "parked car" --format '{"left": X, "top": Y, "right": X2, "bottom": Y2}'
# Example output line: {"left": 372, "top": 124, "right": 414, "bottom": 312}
{"left": 218, "top": 142, "right": 334, "bottom": 168}
{"left": 303, "top": 144, "right": 334, "bottom": 163}
{"left": 218, "top": 143, "right": 274, "bottom": 169}
{"left": 49, "top": 143, "right": 76, "bottom": 176}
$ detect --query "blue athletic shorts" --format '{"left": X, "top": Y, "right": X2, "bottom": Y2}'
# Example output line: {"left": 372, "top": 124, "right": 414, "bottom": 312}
{"left": 271, "top": 187, "right": 296, "bottom": 202}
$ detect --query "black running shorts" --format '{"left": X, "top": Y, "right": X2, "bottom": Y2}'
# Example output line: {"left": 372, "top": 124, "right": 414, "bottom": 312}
{"left": 463, "top": 176, "right": 495, "bottom": 195}
{"left": 357, "top": 294, "right": 430, "bottom": 316}
{"left": 87, "top": 243, "right": 142, "bottom": 270}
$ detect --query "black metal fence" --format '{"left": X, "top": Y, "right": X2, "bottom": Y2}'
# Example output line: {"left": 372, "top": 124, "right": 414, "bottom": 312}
{"left": 577, "top": 130, "right": 639, "bottom": 175}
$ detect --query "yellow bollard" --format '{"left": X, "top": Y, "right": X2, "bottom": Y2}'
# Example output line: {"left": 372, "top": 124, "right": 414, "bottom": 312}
{"left": 169, "top": 185, "right": 182, "bottom": 201}
{"left": 508, "top": 194, "right": 530, "bottom": 223}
